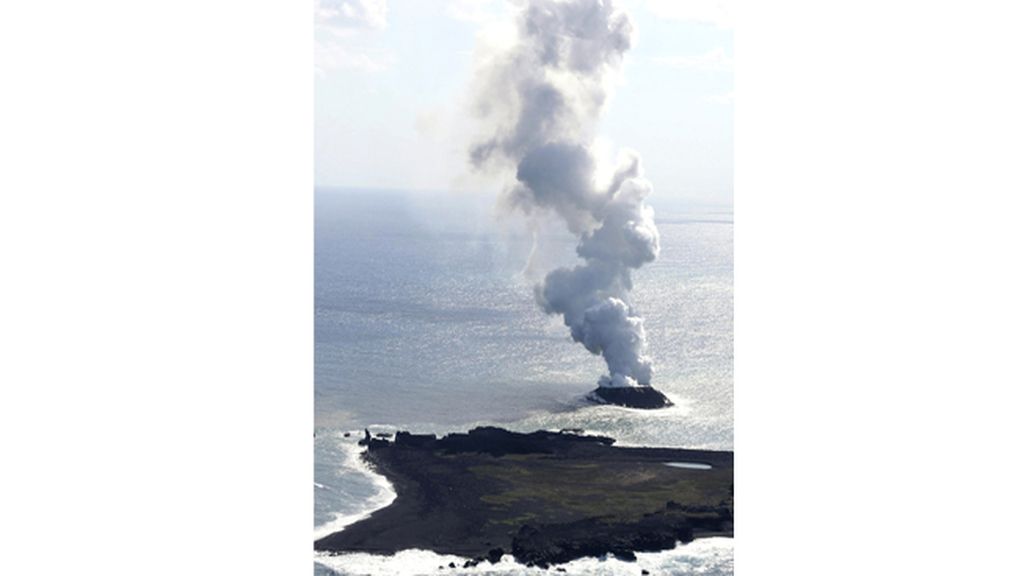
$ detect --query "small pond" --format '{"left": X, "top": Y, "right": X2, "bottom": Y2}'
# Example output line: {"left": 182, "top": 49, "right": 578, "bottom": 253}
{"left": 663, "top": 462, "right": 712, "bottom": 470}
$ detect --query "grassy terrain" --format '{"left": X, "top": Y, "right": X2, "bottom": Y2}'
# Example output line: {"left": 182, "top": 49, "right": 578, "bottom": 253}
{"left": 315, "top": 428, "right": 733, "bottom": 564}
{"left": 472, "top": 454, "right": 733, "bottom": 524}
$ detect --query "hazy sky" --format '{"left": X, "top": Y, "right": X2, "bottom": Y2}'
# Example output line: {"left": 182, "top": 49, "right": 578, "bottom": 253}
{"left": 315, "top": 0, "right": 733, "bottom": 205}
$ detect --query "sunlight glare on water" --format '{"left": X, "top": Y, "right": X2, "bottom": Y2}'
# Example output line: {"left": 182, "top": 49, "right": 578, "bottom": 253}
{"left": 314, "top": 189, "right": 733, "bottom": 575}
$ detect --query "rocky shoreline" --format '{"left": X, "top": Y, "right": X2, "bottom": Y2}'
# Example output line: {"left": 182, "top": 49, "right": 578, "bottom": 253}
{"left": 315, "top": 427, "right": 733, "bottom": 569}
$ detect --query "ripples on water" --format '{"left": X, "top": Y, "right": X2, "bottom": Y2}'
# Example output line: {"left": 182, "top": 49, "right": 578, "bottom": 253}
{"left": 314, "top": 189, "right": 733, "bottom": 574}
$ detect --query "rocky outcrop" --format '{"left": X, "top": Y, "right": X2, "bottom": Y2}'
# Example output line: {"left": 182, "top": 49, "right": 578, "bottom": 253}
{"left": 510, "top": 506, "right": 703, "bottom": 568}
{"left": 589, "top": 385, "right": 673, "bottom": 409}
{"left": 376, "top": 426, "right": 615, "bottom": 456}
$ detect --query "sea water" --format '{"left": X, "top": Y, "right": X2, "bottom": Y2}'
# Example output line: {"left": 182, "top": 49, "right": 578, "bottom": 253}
{"left": 314, "top": 188, "right": 733, "bottom": 575}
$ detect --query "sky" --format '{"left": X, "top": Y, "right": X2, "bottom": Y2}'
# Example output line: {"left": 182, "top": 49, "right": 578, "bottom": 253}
{"left": 315, "top": 0, "right": 733, "bottom": 205}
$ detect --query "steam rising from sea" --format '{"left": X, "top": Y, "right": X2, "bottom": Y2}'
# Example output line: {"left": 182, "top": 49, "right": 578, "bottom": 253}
{"left": 314, "top": 4, "right": 731, "bottom": 573}
{"left": 470, "top": 0, "right": 661, "bottom": 389}
{"left": 313, "top": 188, "right": 732, "bottom": 574}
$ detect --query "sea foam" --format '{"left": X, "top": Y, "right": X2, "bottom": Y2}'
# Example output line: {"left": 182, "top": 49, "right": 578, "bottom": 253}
{"left": 314, "top": 538, "right": 734, "bottom": 576}
{"left": 313, "top": 431, "right": 397, "bottom": 542}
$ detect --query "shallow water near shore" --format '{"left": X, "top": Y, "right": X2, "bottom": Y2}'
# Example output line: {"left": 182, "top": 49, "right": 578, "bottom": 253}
{"left": 314, "top": 538, "right": 734, "bottom": 576}
{"left": 314, "top": 189, "right": 733, "bottom": 574}
{"left": 314, "top": 433, "right": 397, "bottom": 542}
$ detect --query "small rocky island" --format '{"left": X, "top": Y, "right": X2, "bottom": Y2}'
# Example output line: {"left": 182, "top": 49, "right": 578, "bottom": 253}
{"left": 315, "top": 427, "right": 732, "bottom": 569}
{"left": 589, "top": 385, "right": 673, "bottom": 409}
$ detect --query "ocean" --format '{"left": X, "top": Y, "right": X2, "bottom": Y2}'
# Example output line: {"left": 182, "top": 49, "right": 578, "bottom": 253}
{"left": 314, "top": 188, "right": 733, "bottom": 575}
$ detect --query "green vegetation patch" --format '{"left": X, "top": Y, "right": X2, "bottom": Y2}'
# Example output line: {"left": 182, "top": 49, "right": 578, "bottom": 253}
{"left": 470, "top": 456, "right": 731, "bottom": 522}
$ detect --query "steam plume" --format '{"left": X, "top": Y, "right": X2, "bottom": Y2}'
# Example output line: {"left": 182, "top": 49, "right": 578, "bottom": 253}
{"left": 471, "top": 0, "right": 660, "bottom": 388}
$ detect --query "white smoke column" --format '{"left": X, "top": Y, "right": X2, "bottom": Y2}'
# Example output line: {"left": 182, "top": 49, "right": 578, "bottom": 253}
{"left": 471, "top": 0, "right": 660, "bottom": 388}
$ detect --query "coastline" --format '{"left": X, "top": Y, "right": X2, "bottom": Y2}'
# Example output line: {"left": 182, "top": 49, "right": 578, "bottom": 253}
{"left": 314, "top": 538, "right": 735, "bottom": 576}
{"left": 315, "top": 427, "right": 733, "bottom": 569}
{"left": 313, "top": 434, "right": 398, "bottom": 542}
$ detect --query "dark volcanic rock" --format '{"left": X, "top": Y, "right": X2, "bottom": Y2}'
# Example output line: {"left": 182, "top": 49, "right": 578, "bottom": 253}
{"left": 590, "top": 385, "right": 673, "bottom": 409}
{"left": 315, "top": 427, "right": 732, "bottom": 567}
{"left": 359, "top": 429, "right": 391, "bottom": 449}
{"left": 394, "top": 431, "right": 437, "bottom": 448}
{"left": 511, "top": 510, "right": 694, "bottom": 568}
{"left": 428, "top": 426, "right": 613, "bottom": 456}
